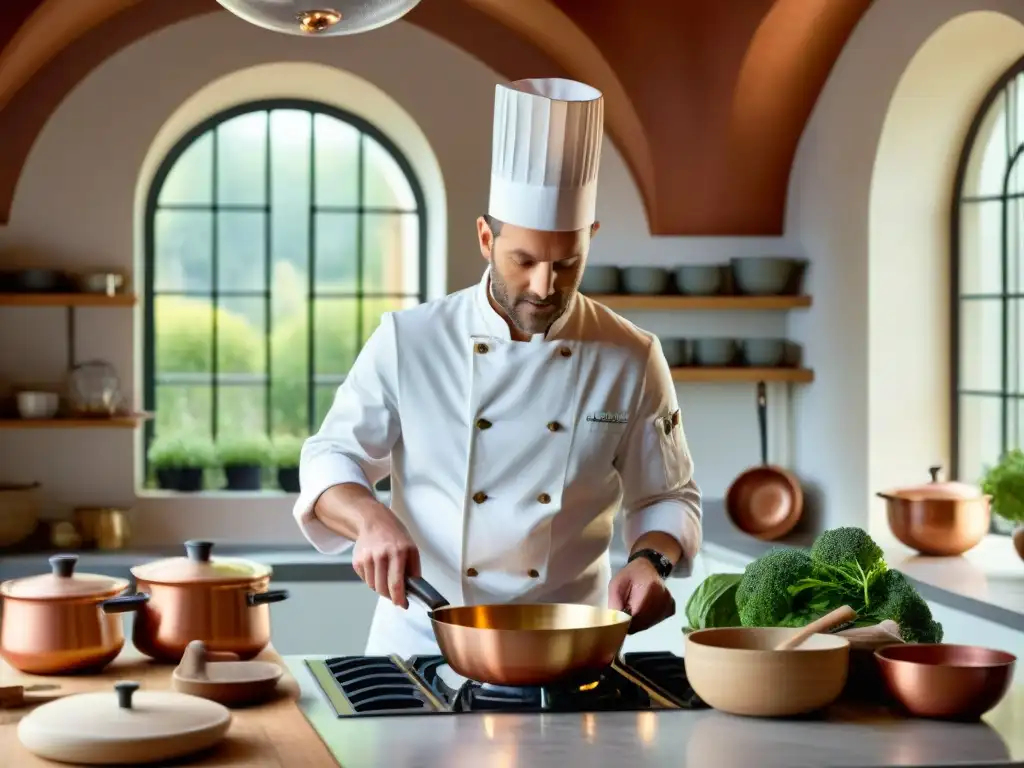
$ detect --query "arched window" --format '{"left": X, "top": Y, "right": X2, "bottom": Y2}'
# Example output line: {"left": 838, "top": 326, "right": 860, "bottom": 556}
{"left": 143, "top": 99, "right": 426, "bottom": 489}
{"left": 952, "top": 56, "right": 1024, "bottom": 534}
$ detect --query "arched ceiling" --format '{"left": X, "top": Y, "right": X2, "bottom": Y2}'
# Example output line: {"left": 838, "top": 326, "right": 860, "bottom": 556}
{"left": 0, "top": 0, "right": 872, "bottom": 235}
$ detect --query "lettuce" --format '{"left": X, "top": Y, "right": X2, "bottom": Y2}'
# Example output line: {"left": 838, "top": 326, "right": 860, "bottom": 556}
{"left": 684, "top": 573, "right": 743, "bottom": 630}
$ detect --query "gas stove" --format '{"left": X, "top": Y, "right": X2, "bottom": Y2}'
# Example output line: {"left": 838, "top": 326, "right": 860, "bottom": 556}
{"left": 305, "top": 652, "right": 708, "bottom": 717}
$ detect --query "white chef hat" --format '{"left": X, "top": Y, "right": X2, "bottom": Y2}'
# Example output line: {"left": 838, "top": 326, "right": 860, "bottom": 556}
{"left": 488, "top": 78, "right": 604, "bottom": 232}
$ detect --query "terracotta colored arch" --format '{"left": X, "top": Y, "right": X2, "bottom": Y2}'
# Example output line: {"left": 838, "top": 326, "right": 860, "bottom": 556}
{"left": 0, "top": 0, "right": 654, "bottom": 231}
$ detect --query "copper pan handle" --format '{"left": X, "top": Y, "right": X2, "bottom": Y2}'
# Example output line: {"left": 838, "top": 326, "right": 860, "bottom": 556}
{"left": 757, "top": 381, "right": 768, "bottom": 466}
{"left": 405, "top": 577, "right": 450, "bottom": 611}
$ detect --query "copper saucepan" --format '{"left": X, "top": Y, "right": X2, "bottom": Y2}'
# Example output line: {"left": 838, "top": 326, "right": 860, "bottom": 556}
{"left": 725, "top": 381, "right": 803, "bottom": 540}
{"left": 0, "top": 554, "right": 130, "bottom": 675}
{"left": 405, "top": 577, "right": 631, "bottom": 686}
{"left": 100, "top": 540, "right": 289, "bottom": 662}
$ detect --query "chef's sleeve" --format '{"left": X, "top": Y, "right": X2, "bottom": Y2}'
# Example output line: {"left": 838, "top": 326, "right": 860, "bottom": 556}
{"left": 292, "top": 312, "right": 401, "bottom": 554}
{"left": 617, "top": 336, "right": 703, "bottom": 574}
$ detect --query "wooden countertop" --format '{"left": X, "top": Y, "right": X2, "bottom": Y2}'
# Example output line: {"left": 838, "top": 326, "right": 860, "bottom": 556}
{"left": 0, "top": 646, "right": 338, "bottom": 767}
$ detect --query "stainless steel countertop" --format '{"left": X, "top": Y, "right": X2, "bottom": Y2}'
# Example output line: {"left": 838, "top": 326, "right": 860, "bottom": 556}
{"left": 285, "top": 656, "right": 1024, "bottom": 768}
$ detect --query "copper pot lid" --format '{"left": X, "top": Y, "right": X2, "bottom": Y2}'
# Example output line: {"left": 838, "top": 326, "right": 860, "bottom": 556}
{"left": 0, "top": 554, "right": 129, "bottom": 600}
{"left": 131, "top": 540, "right": 272, "bottom": 585}
{"left": 878, "top": 465, "right": 988, "bottom": 501}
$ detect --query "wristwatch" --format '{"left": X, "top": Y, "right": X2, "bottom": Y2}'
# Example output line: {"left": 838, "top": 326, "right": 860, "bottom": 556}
{"left": 628, "top": 548, "right": 673, "bottom": 579}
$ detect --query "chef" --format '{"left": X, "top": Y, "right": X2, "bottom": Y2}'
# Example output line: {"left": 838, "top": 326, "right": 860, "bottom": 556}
{"left": 293, "top": 77, "right": 702, "bottom": 659}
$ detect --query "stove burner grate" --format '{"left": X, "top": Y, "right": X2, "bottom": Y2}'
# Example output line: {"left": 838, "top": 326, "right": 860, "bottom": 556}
{"left": 308, "top": 650, "right": 707, "bottom": 718}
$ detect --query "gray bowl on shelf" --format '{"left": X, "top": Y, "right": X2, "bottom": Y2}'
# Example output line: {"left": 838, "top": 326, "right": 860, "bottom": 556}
{"left": 730, "top": 257, "right": 801, "bottom": 296}
{"left": 659, "top": 338, "right": 689, "bottom": 367}
{"left": 674, "top": 264, "right": 724, "bottom": 296}
{"left": 579, "top": 266, "right": 620, "bottom": 295}
{"left": 621, "top": 267, "right": 669, "bottom": 295}
{"left": 742, "top": 338, "right": 786, "bottom": 367}
{"left": 693, "top": 338, "right": 737, "bottom": 366}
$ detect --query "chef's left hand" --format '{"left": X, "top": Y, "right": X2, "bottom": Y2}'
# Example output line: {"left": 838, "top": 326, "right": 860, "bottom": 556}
{"left": 608, "top": 558, "right": 676, "bottom": 634}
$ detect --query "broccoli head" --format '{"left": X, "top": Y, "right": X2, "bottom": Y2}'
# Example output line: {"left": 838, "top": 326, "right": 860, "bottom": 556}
{"left": 810, "top": 527, "right": 885, "bottom": 572}
{"left": 866, "top": 569, "right": 944, "bottom": 644}
{"left": 735, "top": 548, "right": 814, "bottom": 627}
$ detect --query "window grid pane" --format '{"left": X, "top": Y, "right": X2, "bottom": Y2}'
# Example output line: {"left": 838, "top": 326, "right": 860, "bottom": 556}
{"left": 144, "top": 100, "right": 426, "bottom": 491}
{"left": 955, "top": 70, "right": 1024, "bottom": 535}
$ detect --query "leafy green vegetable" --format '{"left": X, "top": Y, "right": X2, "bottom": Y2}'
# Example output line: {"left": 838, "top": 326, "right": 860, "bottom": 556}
{"left": 688, "top": 526, "right": 944, "bottom": 644}
{"left": 685, "top": 573, "right": 743, "bottom": 629}
{"left": 982, "top": 448, "right": 1024, "bottom": 524}
{"left": 735, "top": 548, "right": 814, "bottom": 627}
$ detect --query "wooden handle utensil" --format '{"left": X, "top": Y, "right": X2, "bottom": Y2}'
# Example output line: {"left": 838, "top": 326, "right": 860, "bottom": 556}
{"left": 774, "top": 605, "right": 858, "bottom": 651}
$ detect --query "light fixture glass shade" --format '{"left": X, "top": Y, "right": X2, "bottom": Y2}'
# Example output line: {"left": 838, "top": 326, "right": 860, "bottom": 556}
{"left": 215, "top": 1, "right": 422, "bottom": 36}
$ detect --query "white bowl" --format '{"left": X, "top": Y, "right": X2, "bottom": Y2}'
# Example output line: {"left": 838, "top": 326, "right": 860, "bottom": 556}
{"left": 16, "top": 391, "right": 60, "bottom": 419}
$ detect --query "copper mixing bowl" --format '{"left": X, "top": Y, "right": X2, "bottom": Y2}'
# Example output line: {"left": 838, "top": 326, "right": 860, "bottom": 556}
{"left": 875, "top": 644, "right": 1016, "bottom": 720}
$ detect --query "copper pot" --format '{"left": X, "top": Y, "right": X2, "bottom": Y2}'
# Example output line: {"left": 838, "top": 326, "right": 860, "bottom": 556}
{"left": 877, "top": 466, "right": 991, "bottom": 556}
{"left": 1014, "top": 526, "right": 1024, "bottom": 562}
{"left": 100, "top": 540, "right": 289, "bottom": 662}
{"left": 0, "top": 554, "right": 130, "bottom": 674}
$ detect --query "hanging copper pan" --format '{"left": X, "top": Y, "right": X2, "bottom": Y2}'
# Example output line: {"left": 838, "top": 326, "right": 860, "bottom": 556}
{"left": 725, "top": 382, "right": 803, "bottom": 540}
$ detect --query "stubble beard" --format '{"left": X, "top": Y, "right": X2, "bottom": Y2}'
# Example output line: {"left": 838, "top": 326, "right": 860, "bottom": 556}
{"left": 488, "top": 261, "right": 566, "bottom": 336}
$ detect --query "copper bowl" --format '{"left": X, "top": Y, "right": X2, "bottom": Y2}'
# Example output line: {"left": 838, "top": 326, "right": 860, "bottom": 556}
{"left": 877, "top": 466, "right": 991, "bottom": 556}
{"left": 875, "top": 644, "right": 1016, "bottom": 720}
{"left": 1013, "top": 527, "right": 1024, "bottom": 562}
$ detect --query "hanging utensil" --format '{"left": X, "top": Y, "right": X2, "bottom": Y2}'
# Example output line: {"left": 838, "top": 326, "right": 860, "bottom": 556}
{"left": 724, "top": 381, "right": 803, "bottom": 540}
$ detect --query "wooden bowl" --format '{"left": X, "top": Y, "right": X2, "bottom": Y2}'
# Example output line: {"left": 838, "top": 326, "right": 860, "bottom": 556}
{"left": 875, "top": 644, "right": 1016, "bottom": 720}
{"left": 684, "top": 627, "right": 850, "bottom": 717}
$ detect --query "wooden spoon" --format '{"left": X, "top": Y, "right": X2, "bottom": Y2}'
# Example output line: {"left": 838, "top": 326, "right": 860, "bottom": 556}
{"left": 774, "top": 605, "right": 858, "bottom": 651}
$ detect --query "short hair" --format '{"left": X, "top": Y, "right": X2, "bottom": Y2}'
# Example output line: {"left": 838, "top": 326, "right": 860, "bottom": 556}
{"left": 483, "top": 213, "right": 503, "bottom": 239}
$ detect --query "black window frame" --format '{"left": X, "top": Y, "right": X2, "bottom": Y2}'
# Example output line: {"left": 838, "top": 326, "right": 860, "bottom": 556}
{"left": 141, "top": 98, "right": 428, "bottom": 485}
{"left": 951, "top": 55, "right": 1024, "bottom": 533}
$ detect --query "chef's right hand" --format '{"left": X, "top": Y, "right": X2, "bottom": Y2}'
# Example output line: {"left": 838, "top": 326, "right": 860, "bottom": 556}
{"left": 352, "top": 505, "right": 421, "bottom": 609}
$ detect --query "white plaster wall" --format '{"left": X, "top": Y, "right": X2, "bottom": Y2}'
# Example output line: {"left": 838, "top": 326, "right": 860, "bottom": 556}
{"left": 786, "top": 0, "right": 1024, "bottom": 536}
{"left": 0, "top": 12, "right": 796, "bottom": 545}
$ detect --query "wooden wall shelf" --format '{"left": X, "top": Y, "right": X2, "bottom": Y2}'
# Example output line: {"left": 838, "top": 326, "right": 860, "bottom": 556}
{"left": 0, "top": 293, "right": 137, "bottom": 307}
{"left": 671, "top": 367, "right": 814, "bottom": 383}
{"left": 0, "top": 414, "right": 151, "bottom": 429}
{"left": 587, "top": 294, "right": 811, "bottom": 311}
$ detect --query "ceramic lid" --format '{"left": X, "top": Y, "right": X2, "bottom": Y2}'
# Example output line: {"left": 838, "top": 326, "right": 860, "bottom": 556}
{"left": 17, "top": 681, "right": 231, "bottom": 765}
{"left": 131, "top": 540, "right": 272, "bottom": 585}
{"left": 879, "top": 465, "right": 988, "bottom": 501}
{"left": 0, "top": 554, "right": 129, "bottom": 600}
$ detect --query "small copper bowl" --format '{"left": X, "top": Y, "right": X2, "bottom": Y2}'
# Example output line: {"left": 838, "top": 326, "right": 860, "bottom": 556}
{"left": 875, "top": 644, "right": 1016, "bottom": 720}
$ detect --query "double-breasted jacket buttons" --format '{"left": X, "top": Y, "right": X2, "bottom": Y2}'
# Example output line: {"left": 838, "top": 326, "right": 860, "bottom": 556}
{"left": 528, "top": 569, "right": 540, "bottom": 578}
{"left": 466, "top": 568, "right": 479, "bottom": 578}
{"left": 475, "top": 342, "right": 489, "bottom": 354}
{"left": 559, "top": 347, "right": 572, "bottom": 358}
{"left": 472, "top": 491, "right": 488, "bottom": 504}
{"left": 546, "top": 421, "right": 561, "bottom": 432}
{"left": 476, "top": 418, "right": 492, "bottom": 430}
{"left": 537, "top": 493, "right": 551, "bottom": 504}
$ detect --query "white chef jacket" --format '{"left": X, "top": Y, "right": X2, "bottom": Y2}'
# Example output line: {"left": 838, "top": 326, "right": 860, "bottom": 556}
{"left": 293, "top": 269, "right": 703, "bottom": 659}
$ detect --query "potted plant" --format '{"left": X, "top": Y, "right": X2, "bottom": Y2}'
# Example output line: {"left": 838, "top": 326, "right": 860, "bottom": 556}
{"left": 147, "top": 433, "right": 215, "bottom": 492}
{"left": 980, "top": 449, "right": 1024, "bottom": 562}
{"left": 273, "top": 435, "right": 304, "bottom": 493}
{"left": 216, "top": 433, "right": 273, "bottom": 491}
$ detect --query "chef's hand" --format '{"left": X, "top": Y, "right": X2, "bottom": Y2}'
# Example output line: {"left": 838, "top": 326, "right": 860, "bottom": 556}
{"left": 608, "top": 558, "right": 676, "bottom": 634}
{"left": 352, "top": 505, "right": 421, "bottom": 610}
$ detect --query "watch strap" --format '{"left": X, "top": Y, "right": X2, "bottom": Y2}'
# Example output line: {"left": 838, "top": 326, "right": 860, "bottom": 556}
{"left": 627, "top": 548, "right": 673, "bottom": 579}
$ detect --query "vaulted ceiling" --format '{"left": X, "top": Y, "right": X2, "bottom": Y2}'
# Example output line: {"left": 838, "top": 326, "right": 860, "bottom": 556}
{"left": 0, "top": 0, "right": 873, "bottom": 234}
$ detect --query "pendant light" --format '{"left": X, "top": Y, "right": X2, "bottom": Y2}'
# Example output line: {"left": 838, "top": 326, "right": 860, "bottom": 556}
{"left": 214, "top": 1, "right": 422, "bottom": 36}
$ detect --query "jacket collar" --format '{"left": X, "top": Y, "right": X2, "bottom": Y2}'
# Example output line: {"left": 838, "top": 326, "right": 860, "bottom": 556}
{"left": 472, "top": 267, "right": 577, "bottom": 341}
